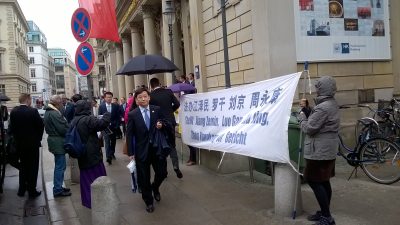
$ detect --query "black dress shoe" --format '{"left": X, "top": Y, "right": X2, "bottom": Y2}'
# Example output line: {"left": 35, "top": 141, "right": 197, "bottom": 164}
{"left": 63, "top": 187, "right": 71, "bottom": 192}
{"left": 54, "top": 190, "right": 71, "bottom": 198}
{"left": 146, "top": 204, "right": 154, "bottom": 213}
{"left": 174, "top": 169, "right": 183, "bottom": 179}
{"left": 29, "top": 191, "right": 41, "bottom": 198}
{"left": 17, "top": 190, "right": 25, "bottom": 197}
{"left": 154, "top": 192, "right": 161, "bottom": 202}
{"left": 106, "top": 158, "right": 112, "bottom": 165}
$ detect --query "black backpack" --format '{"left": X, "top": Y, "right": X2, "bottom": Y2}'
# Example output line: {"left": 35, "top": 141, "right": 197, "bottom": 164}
{"left": 63, "top": 117, "right": 86, "bottom": 158}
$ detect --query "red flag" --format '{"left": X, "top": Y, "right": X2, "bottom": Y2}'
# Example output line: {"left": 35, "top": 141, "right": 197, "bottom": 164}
{"left": 78, "top": 0, "right": 120, "bottom": 42}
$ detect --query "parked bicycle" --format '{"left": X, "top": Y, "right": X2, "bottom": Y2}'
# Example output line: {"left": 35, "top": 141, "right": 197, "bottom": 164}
{"left": 338, "top": 105, "right": 400, "bottom": 184}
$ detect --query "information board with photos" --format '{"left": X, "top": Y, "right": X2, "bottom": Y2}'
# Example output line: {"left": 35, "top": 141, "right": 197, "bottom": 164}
{"left": 295, "top": 0, "right": 391, "bottom": 62}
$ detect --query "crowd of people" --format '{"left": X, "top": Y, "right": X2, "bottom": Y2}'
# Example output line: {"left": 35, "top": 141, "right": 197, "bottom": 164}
{"left": 5, "top": 72, "right": 340, "bottom": 224}
{"left": 5, "top": 73, "right": 197, "bottom": 213}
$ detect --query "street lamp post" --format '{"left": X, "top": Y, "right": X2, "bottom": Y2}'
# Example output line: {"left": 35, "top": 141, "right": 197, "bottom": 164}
{"left": 163, "top": 0, "right": 176, "bottom": 83}
{"left": 219, "top": 0, "right": 231, "bottom": 88}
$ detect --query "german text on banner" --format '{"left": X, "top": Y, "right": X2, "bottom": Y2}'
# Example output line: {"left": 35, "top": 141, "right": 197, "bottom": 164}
{"left": 179, "top": 72, "right": 301, "bottom": 163}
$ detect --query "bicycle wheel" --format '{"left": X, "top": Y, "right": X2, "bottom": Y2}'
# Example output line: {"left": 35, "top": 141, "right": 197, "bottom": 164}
{"left": 360, "top": 138, "right": 400, "bottom": 184}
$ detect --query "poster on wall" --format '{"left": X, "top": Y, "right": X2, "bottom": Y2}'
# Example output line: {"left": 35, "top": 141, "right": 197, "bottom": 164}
{"left": 294, "top": 0, "right": 391, "bottom": 62}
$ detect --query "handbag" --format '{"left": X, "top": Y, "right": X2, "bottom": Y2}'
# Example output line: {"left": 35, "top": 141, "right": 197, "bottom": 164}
{"left": 6, "top": 136, "right": 20, "bottom": 170}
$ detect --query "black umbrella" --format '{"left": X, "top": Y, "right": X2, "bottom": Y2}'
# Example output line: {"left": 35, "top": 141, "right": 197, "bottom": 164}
{"left": 116, "top": 54, "right": 179, "bottom": 75}
{"left": 0, "top": 93, "right": 10, "bottom": 102}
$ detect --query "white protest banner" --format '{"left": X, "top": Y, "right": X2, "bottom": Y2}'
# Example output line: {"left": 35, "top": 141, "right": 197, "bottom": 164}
{"left": 179, "top": 72, "right": 301, "bottom": 163}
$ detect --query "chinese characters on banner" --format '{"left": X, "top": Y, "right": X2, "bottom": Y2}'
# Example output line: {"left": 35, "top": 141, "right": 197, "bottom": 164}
{"left": 179, "top": 72, "right": 301, "bottom": 163}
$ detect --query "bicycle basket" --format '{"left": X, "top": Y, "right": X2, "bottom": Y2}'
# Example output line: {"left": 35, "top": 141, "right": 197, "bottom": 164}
{"left": 377, "top": 100, "right": 392, "bottom": 119}
{"left": 391, "top": 98, "right": 400, "bottom": 123}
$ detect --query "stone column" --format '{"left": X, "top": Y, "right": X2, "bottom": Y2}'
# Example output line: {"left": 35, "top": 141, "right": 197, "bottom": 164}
{"left": 161, "top": 0, "right": 184, "bottom": 86}
{"left": 130, "top": 22, "right": 146, "bottom": 89}
{"left": 251, "top": 0, "right": 297, "bottom": 80}
{"left": 116, "top": 45, "right": 126, "bottom": 98}
{"left": 122, "top": 34, "right": 135, "bottom": 97}
{"left": 391, "top": 0, "right": 400, "bottom": 96}
{"left": 188, "top": 0, "right": 207, "bottom": 93}
{"left": 142, "top": 4, "right": 164, "bottom": 85}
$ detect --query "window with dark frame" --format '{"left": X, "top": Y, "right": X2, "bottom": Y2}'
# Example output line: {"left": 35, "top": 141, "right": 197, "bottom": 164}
{"left": 0, "top": 84, "right": 5, "bottom": 95}
{"left": 30, "top": 57, "right": 35, "bottom": 64}
{"left": 29, "top": 46, "right": 34, "bottom": 52}
{"left": 32, "top": 83, "right": 37, "bottom": 92}
{"left": 31, "top": 68, "right": 36, "bottom": 78}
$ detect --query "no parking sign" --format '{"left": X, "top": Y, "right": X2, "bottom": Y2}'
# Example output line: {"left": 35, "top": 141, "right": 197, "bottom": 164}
{"left": 75, "top": 42, "right": 94, "bottom": 76}
{"left": 71, "top": 8, "right": 91, "bottom": 42}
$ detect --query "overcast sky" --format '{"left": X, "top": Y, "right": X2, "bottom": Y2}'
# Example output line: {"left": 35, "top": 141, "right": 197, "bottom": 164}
{"left": 18, "top": 0, "right": 80, "bottom": 61}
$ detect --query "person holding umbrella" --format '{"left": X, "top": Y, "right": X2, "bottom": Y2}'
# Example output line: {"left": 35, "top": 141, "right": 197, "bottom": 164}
{"left": 149, "top": 78, "right": 182, "bottom": 179}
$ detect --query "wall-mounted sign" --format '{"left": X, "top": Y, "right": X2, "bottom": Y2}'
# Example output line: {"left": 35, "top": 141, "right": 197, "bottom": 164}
{"left": 294, "top": 0, "right": 390, "bottom": 62}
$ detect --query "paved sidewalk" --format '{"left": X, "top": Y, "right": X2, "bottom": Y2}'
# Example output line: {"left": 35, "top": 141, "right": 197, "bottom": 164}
{"left": 0, "top": 147, "right": 50, "bottom": 225}
{"left": 41, "top": 138, "right": 400, "bottom": 225}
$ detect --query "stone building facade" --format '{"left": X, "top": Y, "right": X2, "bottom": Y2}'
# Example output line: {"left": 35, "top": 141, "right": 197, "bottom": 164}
{"left": 0, "top": 0, "right": 31, "bottom": 107}
{"left": 48, "top": 48, "right": 77, "bottom": 98}
{"left": 97, "top": 0, "right": 400, "bottom": 172}
{"left": 27, "top": 20, "right": 52, "bottom": 104}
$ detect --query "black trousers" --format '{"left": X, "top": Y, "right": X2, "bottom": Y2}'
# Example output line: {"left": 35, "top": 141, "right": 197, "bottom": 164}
{"left": 18, "top": 147, "right": 39, "bottom": 193}
{"left": 188, "top": 145, "right": 196, "bottom": 162}
{"left": 104, "top": 130, "right": 116, "bottom": 160}
{"left": 136, "top": 148, "right": 167, "bottom": 206}
{"left": 122, "top": 122, "right": 126, "bottom": 136}
{"left": 168, "top": 125, "right": 180, "bottom": 169}
{"left": 308, "top": 180, "right": 332, "bottom": 217}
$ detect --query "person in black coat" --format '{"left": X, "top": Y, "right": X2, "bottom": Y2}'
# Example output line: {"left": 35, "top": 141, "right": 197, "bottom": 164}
{"left": 9, "top": 93, "right": 44, "bottom": 198}
{"left": 98, "top": 91, "right": 120, "bottom": 165}
{"left": 64, "top": 94, "right": 83, "bottom": 123}
{"left": 73, "top": 100, "right": 111, "bottom": 208}
{"left": 149, "top": 78, "right": 182, "bottom": 178}
{"left": 127, "top": 88, "right": 167, "bottom": 213}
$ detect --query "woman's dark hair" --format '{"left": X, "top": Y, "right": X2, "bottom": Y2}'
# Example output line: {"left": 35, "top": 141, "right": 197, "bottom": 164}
{"left": 301, "top": 98, "right": 309, "bottom": 107}
{"left": 71, "top": 94, "right": 83, "bottom": 103}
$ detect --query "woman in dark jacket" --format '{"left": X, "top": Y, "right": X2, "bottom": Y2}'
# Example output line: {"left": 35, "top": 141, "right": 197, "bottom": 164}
{"left": 299, "top": 76, "right": 340, "bottom": 225}
{"left": 72, "top": 100, "right": 110, "bottom": 208}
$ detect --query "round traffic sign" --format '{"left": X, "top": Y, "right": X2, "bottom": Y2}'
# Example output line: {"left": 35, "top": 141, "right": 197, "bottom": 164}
{"left": 71, "top": 8, "right": 91, "bottom": 42}
{"left": 75, "top": 42, "right": 95, "bottom": 76}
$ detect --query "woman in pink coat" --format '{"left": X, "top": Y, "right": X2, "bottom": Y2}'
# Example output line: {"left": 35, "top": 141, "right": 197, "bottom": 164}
{"left": 124, "top": 96, "right": 136, "bottom": 123}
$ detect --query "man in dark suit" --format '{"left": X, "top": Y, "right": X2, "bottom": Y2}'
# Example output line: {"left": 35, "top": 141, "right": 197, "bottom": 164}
{"left": 98, "top": 91, "right": 120, "bottom": 165}
{"left": 149, "top": 78, "right": 182, "bottom": 178}
{"left": 9, "top": 93, "right": 44, "bottom": 198}
{"left": 127, "top": 88, "right": 167, "bottom": 213}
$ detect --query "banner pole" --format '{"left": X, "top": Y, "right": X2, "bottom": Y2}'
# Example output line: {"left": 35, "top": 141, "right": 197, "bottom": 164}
{"left": 217, "top": 152, "right": 226, "bottom": 171}
{"left": 293, "top": 62, "right": 310, "bottom": 219}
